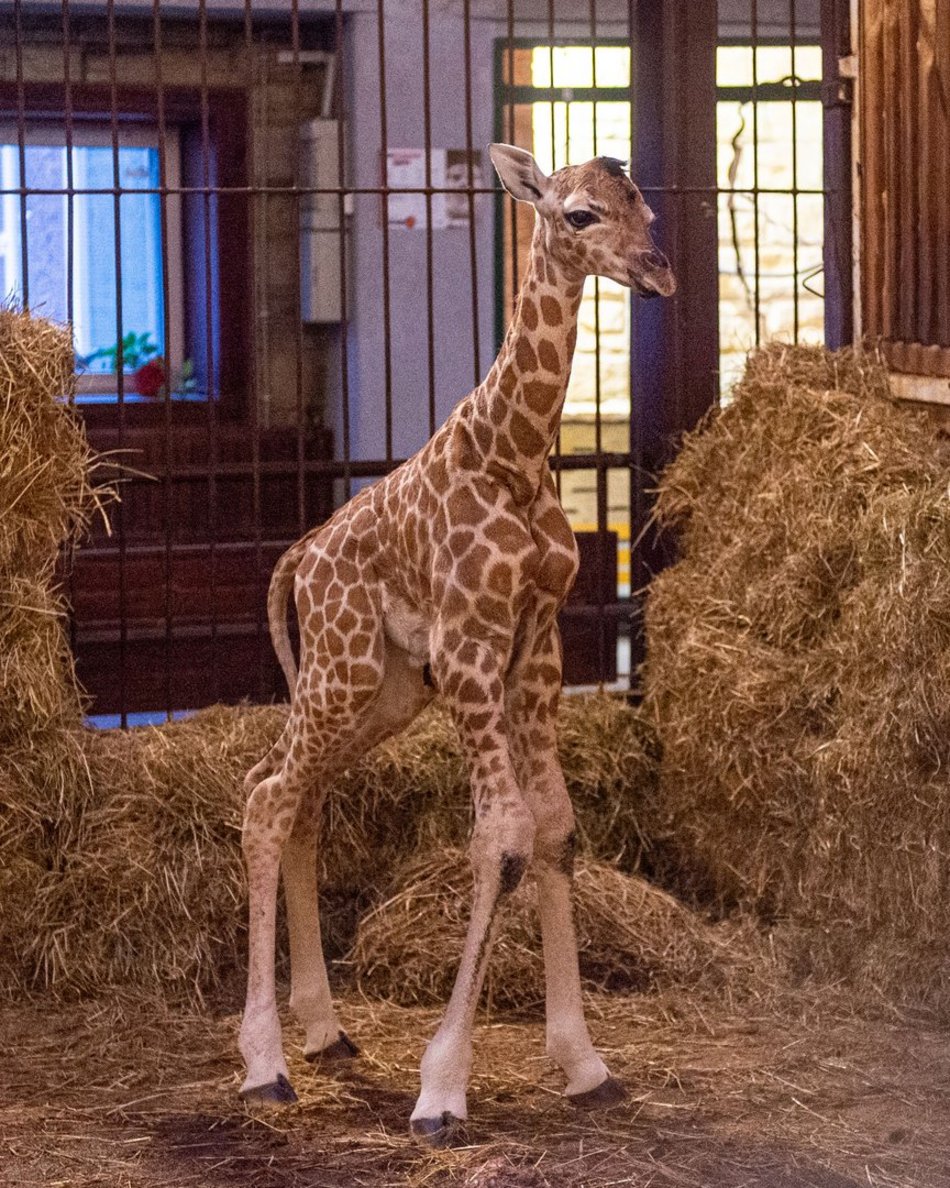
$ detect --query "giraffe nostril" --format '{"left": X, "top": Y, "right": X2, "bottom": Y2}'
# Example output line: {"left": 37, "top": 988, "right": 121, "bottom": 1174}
{"left": 640, "top": 248, "right": 669, "bottom": 272}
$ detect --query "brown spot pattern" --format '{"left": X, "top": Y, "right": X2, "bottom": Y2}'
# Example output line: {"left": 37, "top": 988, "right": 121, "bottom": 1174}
{"left": 540, "top": 295, "right": 562, "bottom": 326}
{"left": 538, "top": 339, "right": 560, "bottom": 373}
{"left": 515, "top": 337, "right": 537, "bottom": 373}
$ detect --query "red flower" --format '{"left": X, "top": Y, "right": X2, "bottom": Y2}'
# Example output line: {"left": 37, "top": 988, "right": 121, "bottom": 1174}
{"left": 133, "top": 358, "right": 166, "bottom": 398}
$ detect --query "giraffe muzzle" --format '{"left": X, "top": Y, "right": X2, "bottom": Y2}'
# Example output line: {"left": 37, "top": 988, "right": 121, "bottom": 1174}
{"left": 629, "top": 247, "right": 676, "bottom": 299}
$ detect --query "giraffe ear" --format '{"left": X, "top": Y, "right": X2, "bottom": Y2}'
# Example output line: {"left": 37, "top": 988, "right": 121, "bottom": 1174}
{"left": 488, "top": 144, "right": 551, "bottom": 205}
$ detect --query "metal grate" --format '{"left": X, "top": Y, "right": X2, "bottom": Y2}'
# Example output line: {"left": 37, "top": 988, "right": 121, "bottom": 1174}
{"left": 0, "top": 0, "right": 852, "bottom": 723}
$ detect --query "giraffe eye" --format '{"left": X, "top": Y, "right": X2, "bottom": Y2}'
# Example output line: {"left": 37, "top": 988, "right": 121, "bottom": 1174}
{"left": 566, "top": 209, "right": 598, "bottom": 230}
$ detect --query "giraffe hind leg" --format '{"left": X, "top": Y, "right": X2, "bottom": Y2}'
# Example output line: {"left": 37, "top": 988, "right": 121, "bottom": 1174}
{"left": 244, "top": 721, "right": 291, "bottom": 794}
{"left": 239, "top": 575, "right": 390, "bottom": 1106}
{"left": 285, "top": 640, "right": 434, "bottom": 1066}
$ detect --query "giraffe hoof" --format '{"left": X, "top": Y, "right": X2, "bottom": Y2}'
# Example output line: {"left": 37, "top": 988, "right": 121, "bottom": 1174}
{"left": 240, "top": 1073, "right": 298, "bottom": 1109}
{"left": 305, "top": 1030, "right": 360, "bottom": 1063}
{"left": 410, "top": 1112, "right": 467, "bottom": 1148}
{"left": 567, "top": 1075, "right": 627, "bottom": 1110}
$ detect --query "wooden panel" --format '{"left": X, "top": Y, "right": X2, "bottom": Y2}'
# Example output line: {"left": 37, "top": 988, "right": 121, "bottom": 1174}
{"left": 861, "top": 0, "right": 950, "bottom": 374}
{"left": 71, "top": 421, "right": 334, "bottom": 712}
{"left": 67, "top": 543, "right": 286, "bottom": 627}
{"left": 74, "top": 626, "right": 290, "bottom": 714}
{"left": 85, "top": 423, "right": 334, "bottom": 544}
{"left": 559, "top": 531, "right": 618, "bottom": 686}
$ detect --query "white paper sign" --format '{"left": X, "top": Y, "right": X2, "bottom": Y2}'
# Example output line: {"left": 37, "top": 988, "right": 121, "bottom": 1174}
{"left": 386, "top": 148, "right": 432, "bottom": 230}
{"left": 385, "top": 148, "right": 483, "bottom": 230}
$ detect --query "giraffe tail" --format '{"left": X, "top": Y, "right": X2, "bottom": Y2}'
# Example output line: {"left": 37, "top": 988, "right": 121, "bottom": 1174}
{"left": 267, "top": 532, "right": 317, "bottom": 698}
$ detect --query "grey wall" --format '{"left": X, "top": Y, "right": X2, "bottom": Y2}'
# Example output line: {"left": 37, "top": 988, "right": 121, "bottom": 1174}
{"left": 342, "top": 7, "right": 498, "bottom": 466}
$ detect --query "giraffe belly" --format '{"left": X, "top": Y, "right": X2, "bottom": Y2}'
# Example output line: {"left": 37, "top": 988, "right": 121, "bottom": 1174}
{"left": 381, "top": 587, "right": 431, "bottom": 662}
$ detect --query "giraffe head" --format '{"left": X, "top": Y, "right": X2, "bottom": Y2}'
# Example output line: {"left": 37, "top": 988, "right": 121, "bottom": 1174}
{"left": 489, "top": 143, "right": 676, "bottom": 299}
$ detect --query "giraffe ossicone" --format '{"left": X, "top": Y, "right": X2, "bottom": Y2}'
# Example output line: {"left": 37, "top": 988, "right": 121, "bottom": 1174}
{"left": 238, "top": 143, "right": 676, "bottom": 1144}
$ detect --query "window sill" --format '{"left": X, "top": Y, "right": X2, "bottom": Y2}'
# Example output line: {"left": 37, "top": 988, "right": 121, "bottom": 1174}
{"left": 73, "top": 391, "right": 208, "bottom": 406}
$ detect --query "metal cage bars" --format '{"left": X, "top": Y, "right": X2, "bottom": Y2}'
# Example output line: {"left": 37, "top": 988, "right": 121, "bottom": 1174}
{"left": 0, "top": 0, "right": 850, "bottom": 721}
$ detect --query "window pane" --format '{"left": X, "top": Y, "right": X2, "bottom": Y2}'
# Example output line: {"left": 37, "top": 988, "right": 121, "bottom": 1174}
{"left": 717, "top": 98, "right": 823, "bottom": 192}
{"left": 531, "top": 45, "right": 630, "bottom": 89}
{"left": 717, "top": 44, "right": 822, "bottom": 87}
{"left": 717, "top": 98, "right": 824, "bottom": 393}
{"left": 0, "top": 139, "right": 165, "bottom": 376}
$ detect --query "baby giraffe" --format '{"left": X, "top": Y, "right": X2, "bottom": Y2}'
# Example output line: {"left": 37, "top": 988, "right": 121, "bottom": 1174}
{"left": 239, "top": 143, "right": 676, "bottom": 1146}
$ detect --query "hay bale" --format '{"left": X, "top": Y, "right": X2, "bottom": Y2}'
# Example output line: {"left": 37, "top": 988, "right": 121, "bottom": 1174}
{"left": 0, "top": 309, "right": 101, "bottom": 570}
{"left": 642, "top": 343, "right": 950, "bottom": 1010}
{"left": 29, "top": 705, "right": 287, "bottom": 997}
{"left": 24, "top": 694, "right": 656, "bottom": 1000}
{"left": 0, "top": 309, "right": 105, "bottom": 993}
{"left": 348, "top": 848, "right": 761, "bottom": 1010}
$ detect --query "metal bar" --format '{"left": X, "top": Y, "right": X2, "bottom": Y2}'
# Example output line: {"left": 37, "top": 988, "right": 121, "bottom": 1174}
{"left": 97, "top": 449, "right": 645, "bottom": 484}
{"left": 106, "top": 0, "right": 129, "bottom": 726}
{"left": 72, "top": 598, "right": 644, "bottom": 630}
{"left": 291, "top": 0, "right": 308, "bottom": 544}
{"left": 422, "top": 0, "right": 437, "bottom": 437}
{"left": 13, "top": 0, "right": 28, "bottom": 309}
{"left": 547, "top": 2, "right": 560, "bottom": 506}
{"left": 81, "top": 539, "right": 320, "bottom": 561}
{"left": 502, "top": 81, "right": 821, "bottom": 103}
{"left": 72, "top": 591, "right": 655, "bottom": 622}
{"left": 245, "top": 0, "right": 266, "bottom": 699}
{"left": 334, "top": 0, "right": 352, "bottom": 503}
{"left": 462, "top": 0, "right": 481, "bottom": 387}
{"left": 790, "top": 0, "right": 800, "bottom": 341}
{"left": 0, "top": 182, "right": 830, "bottom": 198}
{"left": 61, "top": 0, "right": 74, "bottom": 337}
{"left": 504, "top": 0, "right": 519, "bottom": 341}
{"left": 62, "top": 0, "right": 77, "bottom": 663}
{"left": 627, "top": 0, "right": 638, "bottom": 690}
{"left": 198, "top": 0, "right": 220, "bottom": 704}
{"left": 377, "top": 0, "right": 395, "bottom": 462}
{"left": 588, "top": 0, "right": 608, "bottom": 687}
{"left": 751, "top": 0, "right": 762, "bottom": 345}
{"left": 152, "top": 0, "right": 175, "bottom": 718}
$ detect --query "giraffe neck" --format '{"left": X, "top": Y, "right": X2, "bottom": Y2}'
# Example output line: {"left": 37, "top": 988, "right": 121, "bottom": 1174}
{"left": 471, "top": 224, "right": 585, "bottom": 498}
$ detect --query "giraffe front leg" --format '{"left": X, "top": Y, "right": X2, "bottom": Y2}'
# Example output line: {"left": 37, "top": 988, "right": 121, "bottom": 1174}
{"left": 240, "top": 573, "right": 387, "bottom": 1107}
{"left": 508, "top": 622, "right": 626, "bottom": 1108}
{"left": 410, "top": 641, "right": 536, "bottom": 1146}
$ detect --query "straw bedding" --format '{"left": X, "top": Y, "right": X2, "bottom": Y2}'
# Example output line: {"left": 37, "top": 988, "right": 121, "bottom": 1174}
{"left": 349, "top": 848, "right": 764, "bottom": 1010}
{"left": 24, "top": 695, "right": 658, "bottom": 1000}
{"left": 642, "top": 343, "right": 950, "bottom": 1010}
{"left": 0, "top": 309, "right": 106, "bottom": 993}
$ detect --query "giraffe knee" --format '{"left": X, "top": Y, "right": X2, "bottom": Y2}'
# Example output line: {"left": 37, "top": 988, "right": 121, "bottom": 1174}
{"left": 533, "top": 799, "right": 577, "bottom": 873}
{"left": 471, "top": 802, "right": 535, "bottom": 897}
{"left": 553, "top": 829, "right": 578, "bottom": 876}
{"left": 499, "top": 851, "right": 529, "bottom": 895}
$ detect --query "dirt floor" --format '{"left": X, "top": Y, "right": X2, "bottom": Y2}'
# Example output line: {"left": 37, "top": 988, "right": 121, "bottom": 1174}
{"left": 1, "top": 987, "right": 949, "bottom": 1188}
